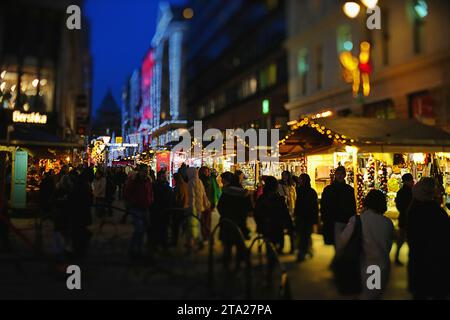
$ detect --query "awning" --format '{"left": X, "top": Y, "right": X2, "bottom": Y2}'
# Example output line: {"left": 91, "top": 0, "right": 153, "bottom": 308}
{"left": 281, "top": 117, "right": 450, "bottom": 156}
{"left": 0, "top": 126, "right": 83, "bottom": 149}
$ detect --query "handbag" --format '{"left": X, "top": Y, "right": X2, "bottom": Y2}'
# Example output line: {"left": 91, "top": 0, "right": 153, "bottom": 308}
{"left": 333, "top": 216, "right": 362, "bottom": 295}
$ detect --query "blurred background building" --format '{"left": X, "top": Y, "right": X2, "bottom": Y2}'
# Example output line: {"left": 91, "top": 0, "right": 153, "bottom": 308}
{"left": 285, "top": 0, "right": 450, "bottom": 131}
{"left": 0, "top": 0, "right": 92, "bottom": 146}
{"left": 184, "top": 0, "right": 289, "bottom": 131}
{"left": 121, "top": 2, "right": 189, "bottom": 153}
{"left": 91, "top": 89, "right": 121, "bottom": 137}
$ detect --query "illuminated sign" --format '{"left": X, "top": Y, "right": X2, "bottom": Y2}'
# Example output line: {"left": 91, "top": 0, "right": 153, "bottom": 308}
{"left": 12, "top": 111, "right": 47, "bottom": 124}
{"left": 141, "top": 50, "right": 155, "bottom": 122}
{"left": 106, "top": 143, "right": 138, "bottom": 147}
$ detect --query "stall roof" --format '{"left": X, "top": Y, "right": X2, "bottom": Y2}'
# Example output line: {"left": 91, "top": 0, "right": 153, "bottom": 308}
{"left": 281, "top": 118, "right": 450, "bottom": 156}
{"left": 313, "top": 118, "right": 450, "bottom": 146}
{"left": 0, "top": 126, "right": 83, "bottom": 148}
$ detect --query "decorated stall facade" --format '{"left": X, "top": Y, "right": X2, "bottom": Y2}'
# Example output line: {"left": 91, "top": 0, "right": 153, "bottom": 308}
{"left": 280, "top": 117, "right": 450, "bottom": 216}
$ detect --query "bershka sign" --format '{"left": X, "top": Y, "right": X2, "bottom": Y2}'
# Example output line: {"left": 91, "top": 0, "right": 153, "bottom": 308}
{"left": 12, "top": 111, "right": 47, "bottom": 124}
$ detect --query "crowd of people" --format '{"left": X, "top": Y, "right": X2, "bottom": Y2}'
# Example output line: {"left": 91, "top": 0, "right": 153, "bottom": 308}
{"left": 1, "top": 161, "right": 449, "bottom": 300}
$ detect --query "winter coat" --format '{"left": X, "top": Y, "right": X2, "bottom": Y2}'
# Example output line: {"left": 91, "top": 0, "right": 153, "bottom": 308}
{"left": 217, "top": 185, "right": 253, "bottom": 244}
{"left": 339, "top": 209, "right": 394, "bottom": 299}
{"left": 174, "top": 178, "right": 189, "bottom": 209}
{"left": 321, "top": 182, "right": 357, "bottom": 224}
{"left": 278, "top": 182, "right": 297, "bottom": 215}
{"left": 186, "top": 168, "right": 210, "bottom": 215}
{"left": 321, "top": 181, "right": 357, "bottom": 245}
{"left": 254, "top": 193, "right": 293, "bottom": 245}
{"left": 152, "top": 180, "right": 174, "bottom": 213}
{"left": 124, "top": 175, "right": 154, "bottom": 210}
{"left": 395, "top": 185, "right": 413, "bottom": 229}
{"left": 294, "top": 186, "right": 319, "bottom": 228}
{"left": 39, "top": 176, "right": 55, "bottom": 212}
{"left": 407, "top": 199, "right": 450, "bottom": 298}
{"left": 92, "top": 177, "right": 106, "bottom": 199}
{"left": 200, "top": 174, "right": 215, "bottom": 207}
{"left": 68, "top": 176, "right": 93, "bottom": 228}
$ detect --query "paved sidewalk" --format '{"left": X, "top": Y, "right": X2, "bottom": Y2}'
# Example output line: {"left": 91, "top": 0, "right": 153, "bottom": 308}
{"left": 1, "top": 200, "right": 412, "bottom": 300}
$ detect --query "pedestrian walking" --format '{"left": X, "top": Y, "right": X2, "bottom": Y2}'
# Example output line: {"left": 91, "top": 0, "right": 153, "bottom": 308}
{"left": 149, "top": 170, "right": 173, "bottom": 251}
{"left": 124, "top": 164, "right": 154, "bottom": 259}
{"left": 68, "top": 168, "right": 93, "bottom": 258}
{"left": 394, "top": 173, "right": 414, "bottom": 266}
{"left": 294, "top": 173, "right": 319, "bottom": 262}
{"left": 254, "top": 176, "right": 294, "bottom": 255}
{"left": 186, "top": 167, "right": 210, "bottom": 250}
{"left": 278, "top": 170, "right": 297, "bottom": 254}
{"left": 320, "top": 166, "right": 357, "bottom": 257}
{"left": 217, "top": 172, "right": 253, "bottom": 270}
{"left": 407, "top": 177, "right": 450, "bottom": 300}
{"left": 92, "top": 170, "right": 107, "bottom": 218}
{"left": 169, "top": 172, "right": 189, "bottom": 246}
{"left": 338, "top": 190, "right": 394, "bottom": 299}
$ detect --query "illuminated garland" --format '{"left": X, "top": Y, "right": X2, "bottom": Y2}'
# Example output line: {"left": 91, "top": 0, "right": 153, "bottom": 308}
{"left": 366, "top": 156, "right": 375, "bottom": 188}
{"left": 356, "top": 172, "right": 365, "bottom": 212}
{"left": 378, "top": 161, "right": 388, "bottom": 192}
{"left": 346, "top": 168, "right": 354, "bottom": 186}
{"left": 280, "top": 117, "right": 356, "bottom": 147}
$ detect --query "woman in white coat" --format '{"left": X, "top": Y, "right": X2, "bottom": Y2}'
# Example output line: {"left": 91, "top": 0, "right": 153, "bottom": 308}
{"left": 186, "top": 167, "right": 210, "bottom": 249}
{"left": 338, "top": 189, "right": 394, "bottom": 300}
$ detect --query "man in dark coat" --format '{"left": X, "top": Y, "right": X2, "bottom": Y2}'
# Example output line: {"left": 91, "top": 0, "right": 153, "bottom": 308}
{"left": 407, "top": 178, "right": 450, "bottom": 300}
{"left": 254, "top": 176, "right": 294, "bottom": 253}
{"left": 217, "top": 172, "right": 253, "bottom": 270}
{"left": 68, "top": 169, "right": 93, "bottom": 258}
{"left": 149, "top": 170, "right": 173, "bottom": 250}
{"left": 295, "top": 173, "right": 319, "bottom": 262}
{"left": 394, "top": 173, "right": 414, "bottom": 266}
{"left": 320, "top": 166, "right": 356, "bottom": 248}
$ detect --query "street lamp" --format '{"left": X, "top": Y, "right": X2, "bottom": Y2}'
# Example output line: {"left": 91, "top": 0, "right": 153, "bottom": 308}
{"left": 343, "top": 2, "right": 361, "bottom": 18}
{"left": 343, "top": 0, "right": 379, "bottom": 18}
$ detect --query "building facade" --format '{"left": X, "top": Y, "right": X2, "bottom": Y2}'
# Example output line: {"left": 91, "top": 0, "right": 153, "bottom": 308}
{"left": 0, "top": 0, "right": 92, "bottom": 145}
{"left": 185, "top": 0, "right": 289, "bottom": 132}
{"left": 121, "top": 2, "right": 190, "bottom": 152}
{"left": 285, "top": 0, "right": 450, "bottom": 131}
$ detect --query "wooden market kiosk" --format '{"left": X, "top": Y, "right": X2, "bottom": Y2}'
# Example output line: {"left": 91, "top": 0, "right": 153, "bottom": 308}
{"left": 0, "top": 130, "right": 83, "bottom": 211}
{"left": 280, "top": 117, "right": 450, "bottom": 220}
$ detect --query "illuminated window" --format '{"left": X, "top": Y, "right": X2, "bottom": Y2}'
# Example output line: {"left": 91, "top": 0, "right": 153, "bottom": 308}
{"left": 198, "top": 105, "right": 205, "bottom": 118}
{"left": 239, "top": 76, "right": 258, "bottom": 99}
{"left": 337, "top": 24, "right": 353, "bottom": 53}
{"left": 364, "top": 100, "right": 396, "bottom": 119}
{"left": 297, "top": 48, "right": 309, "bottom": 95}
{"left": 260, "top": 63, "right": 277, "bottom": 90}
{"left": 0, "top": 65, "right": 54, "bottom": 112}
{"left": 412, "top": 0, "right": 428, "bottom": 54}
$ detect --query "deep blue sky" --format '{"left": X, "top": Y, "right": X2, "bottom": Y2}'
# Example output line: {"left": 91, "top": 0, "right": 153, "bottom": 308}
{"left": 85, "top": 0, "right": 186, "bottom": 117}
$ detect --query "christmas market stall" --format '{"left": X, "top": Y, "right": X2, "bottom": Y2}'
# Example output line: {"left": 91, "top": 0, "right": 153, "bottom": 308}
{"left": 280, "top": 117, "right": 450, "bottom": 217}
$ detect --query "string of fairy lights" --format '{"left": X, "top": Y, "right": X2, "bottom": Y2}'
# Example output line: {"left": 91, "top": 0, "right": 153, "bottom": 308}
{"left": 279, "top": 117, "right": 356, "bottom": 147}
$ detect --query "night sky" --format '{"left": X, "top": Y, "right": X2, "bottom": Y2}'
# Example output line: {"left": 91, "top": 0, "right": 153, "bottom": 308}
{"left": 85, "top": 0, "right": 186, "bottom": 117}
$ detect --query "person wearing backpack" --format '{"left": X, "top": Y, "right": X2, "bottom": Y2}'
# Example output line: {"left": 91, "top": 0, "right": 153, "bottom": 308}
{"left": 338, "top": 189, "right": 394, "bottom": 299}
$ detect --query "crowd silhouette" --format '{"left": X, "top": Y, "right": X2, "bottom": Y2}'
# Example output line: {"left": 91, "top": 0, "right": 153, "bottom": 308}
{"left": 1, "top": 162, "right": 449, "bottom": 300}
